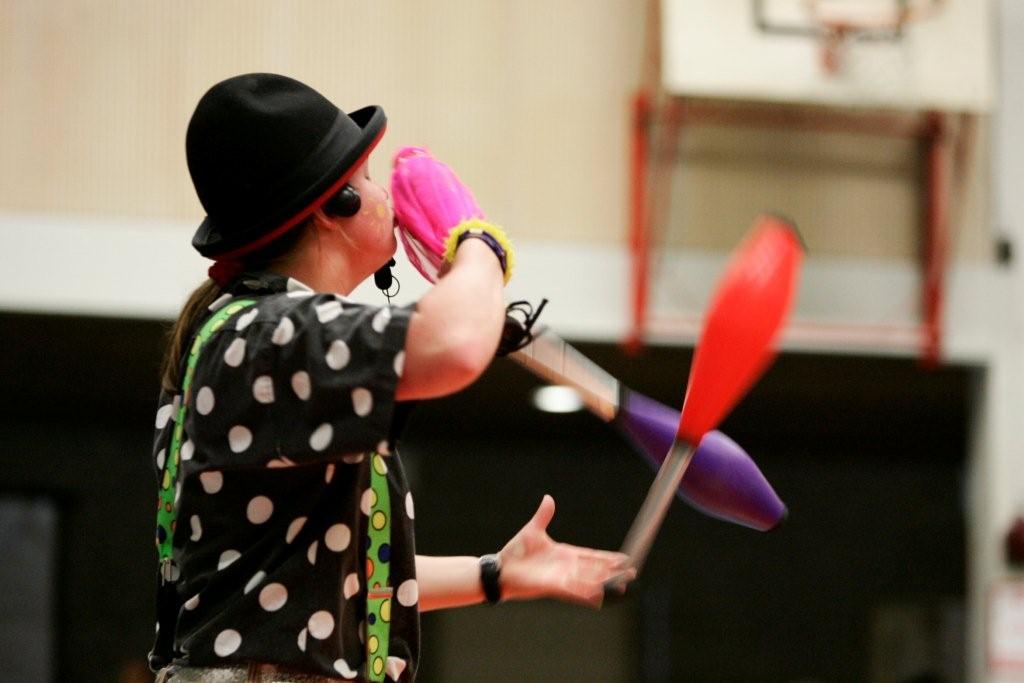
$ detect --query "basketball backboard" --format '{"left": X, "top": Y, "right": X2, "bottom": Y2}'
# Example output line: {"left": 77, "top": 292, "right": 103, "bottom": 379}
{"left": 661, "top": 0, "right": 994, "bottom": 111}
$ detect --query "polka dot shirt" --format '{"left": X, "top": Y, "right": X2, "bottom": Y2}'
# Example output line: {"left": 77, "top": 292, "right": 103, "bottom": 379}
{"left": 149, "top": 272, "right": 418, "bottom": 682}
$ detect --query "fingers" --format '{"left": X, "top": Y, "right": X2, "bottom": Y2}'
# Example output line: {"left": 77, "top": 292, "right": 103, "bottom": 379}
{"left": 560, "top": 565, "right": 637, "bottom": 609}
{"left": 564, "top": 546, "right": 630, "bottom": 566}
{"left": 574, "top": 554, "right": 628, "bottom": 582}
{"left": 560, "top": 550, "right": 637, "bottom": 609}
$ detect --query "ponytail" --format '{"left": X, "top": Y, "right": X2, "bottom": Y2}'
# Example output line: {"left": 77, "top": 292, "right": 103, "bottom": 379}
{"left": 159, "top": 279, "right": 223, "bottom": 393}
{"left": 158, "top": 214, "right": 316, "bottom": 392}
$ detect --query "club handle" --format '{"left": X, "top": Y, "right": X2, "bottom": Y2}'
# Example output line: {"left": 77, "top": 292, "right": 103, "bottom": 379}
{"left": 602, "top": 572, "right": 633, "bottom": 603}
{"left": 510, "top": 326, "right": 620, "bottom": 422}
{"left": 602, "top": 442, "right": 696, "bottom": 603}
{"left": 620, "top": 441, "right": 696, "bottom": 571}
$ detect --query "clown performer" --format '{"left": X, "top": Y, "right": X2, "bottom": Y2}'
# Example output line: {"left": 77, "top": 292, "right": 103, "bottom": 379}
{"left": 149, "top": 73, "right": 634, "bottom": 682}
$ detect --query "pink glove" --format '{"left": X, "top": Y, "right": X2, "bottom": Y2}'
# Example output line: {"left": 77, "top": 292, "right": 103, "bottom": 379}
{"left": 390, "top": 146, "right": 513, "bottom": 283}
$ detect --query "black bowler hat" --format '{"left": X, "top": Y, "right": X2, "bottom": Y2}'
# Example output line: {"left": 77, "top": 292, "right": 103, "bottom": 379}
{"left": 187, "top": 73, "right": 386, "bottom": 259}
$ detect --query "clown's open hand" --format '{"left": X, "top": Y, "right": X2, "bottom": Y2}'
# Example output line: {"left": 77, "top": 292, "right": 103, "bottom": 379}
{"left": 497, "top": 495, "right": 634, "bottom": 608}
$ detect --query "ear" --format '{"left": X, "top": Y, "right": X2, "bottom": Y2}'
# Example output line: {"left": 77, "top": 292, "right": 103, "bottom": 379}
{"left": 310, "top": 208, "right": 345, "bottom": 234}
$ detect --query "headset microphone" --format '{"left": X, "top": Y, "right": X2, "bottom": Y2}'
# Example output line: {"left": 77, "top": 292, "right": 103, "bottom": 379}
{"left": 374, "top": 258, "right": 396, "bottom": 290}
{"left": 375, "top": 258, "right": 399, "bottom": 305}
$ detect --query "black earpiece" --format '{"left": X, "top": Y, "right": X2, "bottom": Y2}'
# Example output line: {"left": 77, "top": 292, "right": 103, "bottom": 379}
{"left": 322, "top": 184, "right": 361, "bottom": 217}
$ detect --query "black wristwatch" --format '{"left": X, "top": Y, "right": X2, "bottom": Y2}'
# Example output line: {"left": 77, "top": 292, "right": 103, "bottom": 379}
{"left": 479, "top": 553, "right": 502, "bottom": 604}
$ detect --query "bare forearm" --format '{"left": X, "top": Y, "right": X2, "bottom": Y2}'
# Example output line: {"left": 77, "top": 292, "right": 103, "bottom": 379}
{"left": 397, "top": 240, "right": 505, "bottom": 400}
{"left": 414, "top": 555, "right": 486, "bottom": 612}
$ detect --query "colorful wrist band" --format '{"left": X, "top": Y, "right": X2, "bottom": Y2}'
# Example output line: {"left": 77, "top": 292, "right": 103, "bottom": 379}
{"left": 479, "top": 553, "right": 502, "bottom": 604}
{"left": 443, "top": 219, "right": 516, "bottom": 285}
{"left": 457, "top": 230, "right": 507, "bottom": 274}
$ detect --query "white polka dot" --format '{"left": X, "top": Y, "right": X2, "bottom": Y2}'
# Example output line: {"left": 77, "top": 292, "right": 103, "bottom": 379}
{"left": 252, "top": 376, "right": 275, "bottom": 404}
{"left": 286, "top": 517, "right": 307, "bottom": 544}
{"left": 190, "top": 515, "right": 202, "bottom": 541}
{"left": 376, "top": 440, "right": 391, "bottom": 455}
{"left": 155, "top": 404, "right": 173, "bottom": 429}
{"left": 244, "top": 571, "right": 265, "bottom": 594}
{"left": 196, "top": 386, "right": 215, "bottom": 415}
{"left": 286, "top": 290, "right": 314, "bottom": 299}
{"left": 291, "top": 371, "right": 311, "bottom": 400}
{"left": 297, "top": 628, "right": 308, "bottom": 652}
{"left": 386, "top": 657, "right": 408, "bottom": 681}
{"left": 325, "top": 524, "right": 351, "bottom": 552}
{"left": 325, "top": 340, "right": 351, "bottom": 370}
{"left": 258, "top": 583, "right": 288, "bottom": 612}
{"left": 405, "top": 492, "right": 415, "bottom": 520}
{"left": 343, "top": 572, "right": 360, "bottom": 599}
{"left": 199, "top": 471, "right": 223, "bottom": 494}
{"left": 315, "top": 300, "right": 343, "bottom": 323}
{"left": 360, "top": 488, "right": 374, "bottom": 516}
{"left": 218, "top": 549, "right": 241, "bottom": 571}
{"left": 174, "top": 480, "right": 183, "bottom": 504}
{"left": 208, "top": 293, "right": 233, "bottom": 311}
{"left": 267, "top": 457, "right": 295, "bottom": 468}
{"left": 393, "top": 351, "right": 405, "bottom": 377}
{"left": 246, "top": 496, "right": 273, "bottom": 524}
{"left": 341, "top": 453, "right": 364, "bottom": 464}
{"left": 213, "top": 629, "right": 241, "bottom": 657}
{"left": 352, "top": 388, "right": 373, "bottom": 417}
{"left": 308, "top": 611, "right": 335, "bottom": 639}
{"left": 184, "top": 594, "right": 200, "bottom": 611}
{"left": 309, "top": 423, "right": 333, "bottom": 451}
{"left": 271, "top": 317, "right": 295, "bottom": 345}
{"left": 235, "top": 307, "right": 259, "bottom": 331}
{"left": 397, "top": 579, "right": 419, "bottom": 607}
{"left": 156, "top": 449, "right": 166, "bottom": 470}
{"left": 287, "top": 277, "right": 312, "bottom": 293}
{"left": 372, "top": 307, "right": 391, "bottom": 333}
{"left": 325, "top": 463, "right": 335, "bottom": 483}
{"left": 168, "top": 563, "right": 181, "bottom": 581}
{"left": 180, "top": 440, "right": 195, "bottom": 461}
{"left": 224, "top": 338, "right": 246, "bottom": 367}
{"left": 333, "top": 658, "right": 357, "bottom": 679}
{"left": 307, "top": 540, "right": 318, "bottom": 565}
{"left": 228, "top": 425, "right": 252, "bottom": 453}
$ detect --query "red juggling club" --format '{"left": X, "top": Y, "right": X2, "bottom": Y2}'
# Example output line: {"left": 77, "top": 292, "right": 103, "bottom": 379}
{"left": 615, "top": 214, "right": 804, "bottom": 578}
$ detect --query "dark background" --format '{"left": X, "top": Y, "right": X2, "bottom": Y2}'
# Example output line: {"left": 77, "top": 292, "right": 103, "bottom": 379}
{"left": 0, "top": 311, "right": 971, "bottom": 682}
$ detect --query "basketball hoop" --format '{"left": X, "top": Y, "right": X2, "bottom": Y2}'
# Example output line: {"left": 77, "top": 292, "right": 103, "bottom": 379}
{"left": 807, "top": 0, "right": 945, "bottom": 74}
{"left": 752, "top": 0, "right": 947, "bottom": 76}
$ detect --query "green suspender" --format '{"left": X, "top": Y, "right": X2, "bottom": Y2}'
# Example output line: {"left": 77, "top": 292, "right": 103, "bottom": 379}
{"left": 365, "top": 451, "right": 392, "bottom": 681}
{"left": 154, "top": 297, "right": 393, "bottom": 679}
{"left": 156, "top": 299, "right": 257, "bottom": 581}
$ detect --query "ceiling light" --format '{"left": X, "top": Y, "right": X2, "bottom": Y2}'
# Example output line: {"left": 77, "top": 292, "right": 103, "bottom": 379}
{"left": 531, "top": 385, "right": 584, "bottom": 413}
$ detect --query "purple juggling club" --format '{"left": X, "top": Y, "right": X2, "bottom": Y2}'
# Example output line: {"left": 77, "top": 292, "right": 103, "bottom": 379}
{"left": 510, "top": 326, "right": 786, "bottom": 532}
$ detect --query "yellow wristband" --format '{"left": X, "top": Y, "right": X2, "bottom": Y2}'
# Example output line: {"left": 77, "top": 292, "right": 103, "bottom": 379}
{"left": 443, "top": 219, "right": 516, "bottom": 285}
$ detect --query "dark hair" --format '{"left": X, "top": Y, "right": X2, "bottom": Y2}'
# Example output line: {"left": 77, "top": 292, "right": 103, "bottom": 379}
{"left": 159, "top": 218, "right": 313, "bottom": 392}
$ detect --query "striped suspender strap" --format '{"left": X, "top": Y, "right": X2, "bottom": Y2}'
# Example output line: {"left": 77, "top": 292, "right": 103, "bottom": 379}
{"left": 155, "top": 299, "right": 258, "bottom": 580}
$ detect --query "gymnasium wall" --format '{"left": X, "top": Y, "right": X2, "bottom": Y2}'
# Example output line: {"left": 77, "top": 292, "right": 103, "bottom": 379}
{"left": 0, "top": 0, "right": 990, "bottom": 259}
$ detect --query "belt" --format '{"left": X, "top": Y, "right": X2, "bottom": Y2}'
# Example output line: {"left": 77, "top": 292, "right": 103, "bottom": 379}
{"left": 156, "top": 662, "right": 344, "bottom": 683}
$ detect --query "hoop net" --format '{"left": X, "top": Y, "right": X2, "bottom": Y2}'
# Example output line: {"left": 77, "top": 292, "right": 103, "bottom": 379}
{"left": 807, "top": 0, "right": 946, "bottom": 75}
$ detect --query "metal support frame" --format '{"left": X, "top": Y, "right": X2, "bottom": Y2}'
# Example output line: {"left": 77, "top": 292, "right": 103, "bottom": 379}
{"left": 627, "top": 94, "right": 968, "bottom": 366}
{"left": 622, "top": 97, "right": 966, "bottom": 362}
